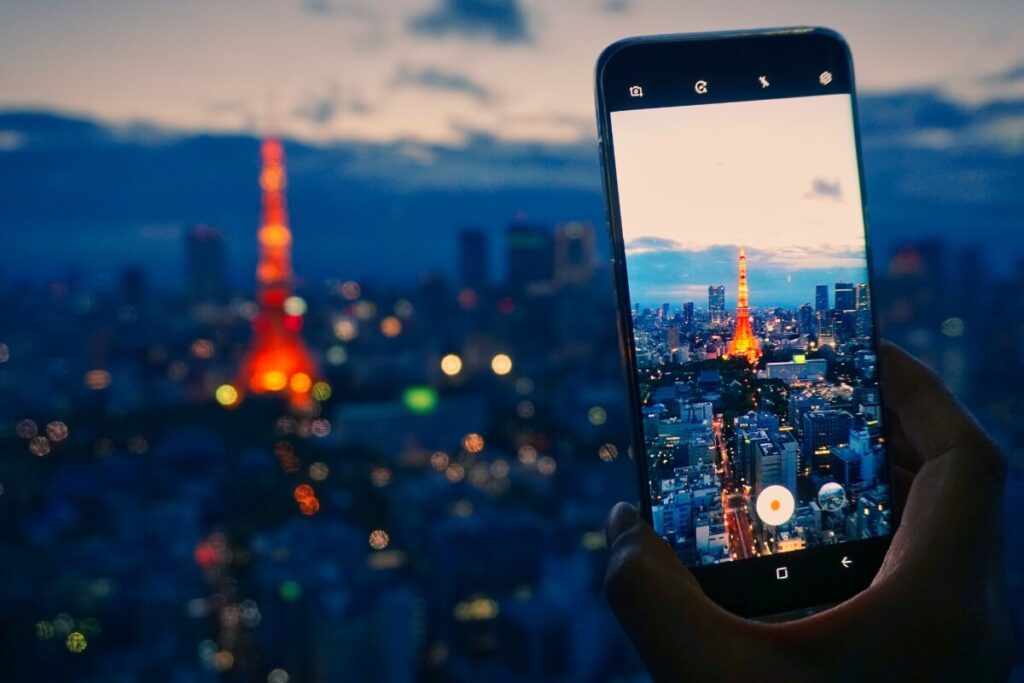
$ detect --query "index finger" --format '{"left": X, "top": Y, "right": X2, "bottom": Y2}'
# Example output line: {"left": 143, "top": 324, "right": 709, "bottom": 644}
{"left": 879, "top": 341, "right": 997, "bottom": 468}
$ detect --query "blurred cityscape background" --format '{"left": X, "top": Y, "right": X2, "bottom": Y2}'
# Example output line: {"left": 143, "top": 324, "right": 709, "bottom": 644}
{"left": 1, "top": 1, "right": 1023, "bottom": 681}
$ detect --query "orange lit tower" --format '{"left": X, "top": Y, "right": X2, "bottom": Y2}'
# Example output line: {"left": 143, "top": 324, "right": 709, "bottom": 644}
{"left": 238, "top": 139, "right": 319, "bottom": 409}
{"left": 725, "top": 247, "right": 762, "bottom": 364}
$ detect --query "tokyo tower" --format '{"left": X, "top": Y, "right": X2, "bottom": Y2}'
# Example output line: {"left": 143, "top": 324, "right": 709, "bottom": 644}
{"left": 724, "top": 247, "right": 762, "bottom": 364}
{"left": 238, "top": 139, "right": 319, "bottom": 410}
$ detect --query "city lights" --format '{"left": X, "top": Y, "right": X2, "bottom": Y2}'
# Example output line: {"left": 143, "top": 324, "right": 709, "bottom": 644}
{"left": 283, "top": 296, "right": 307, "bottom": 316}
{"left": 490, "top": 353, "right": 512, "bottom": 375}
{"left": 215, "top": 384, "right": 239, "bottom": 407}
{"left": 311, "top": 381, "right": 332, "bottom": 401}
{"left": 453, "top": 596, "right": 499, "bottom": 622}
{"left": 278, "top": 581, "right": 303, "bottom": 602}
{"left": 462, "top": 433, "right": 484, "bottom": 453}
{"left": 380, "top": 315, "right": 402, "bottom": 337}
{"left": 84, "top": 369, "right": 112, "bottom": 390}
{"left": 368, "top": 529, "right": 390, "bottom": 550}
{"left": 333, "top": 318, "right": 358, "bottom": 341}
{"left": 65, "top": 631, "right": 87, "bottom": 653}
{"left": 440, "top": 353, "right": 463, "bottom": 376}
{"left": 402, "top": 386, "right": 438, "bottom": 414}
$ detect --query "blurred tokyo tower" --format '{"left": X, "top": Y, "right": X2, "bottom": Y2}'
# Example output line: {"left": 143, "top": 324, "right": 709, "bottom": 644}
{"left": 724, "top": 247, "right": 762, "bottom": 364}
{"left": 238, "top": 139, "right": 319, "bottom": 409}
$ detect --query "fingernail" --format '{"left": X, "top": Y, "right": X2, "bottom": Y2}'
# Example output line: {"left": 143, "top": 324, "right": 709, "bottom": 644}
{"left": 606, "top": 502, "right": 639, "bottom": 545}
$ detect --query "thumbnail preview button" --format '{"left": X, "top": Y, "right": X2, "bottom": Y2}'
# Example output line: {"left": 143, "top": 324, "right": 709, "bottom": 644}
{"left": 755, "top": 485, "right": 795, "bottom": 526}
{"left": 775, "top": 566, "right": 789, "bottom": 580}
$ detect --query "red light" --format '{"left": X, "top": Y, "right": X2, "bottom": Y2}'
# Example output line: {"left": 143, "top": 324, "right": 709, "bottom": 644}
{"left": 497, "top": 297, "right": 515, "bottom": 314}
{"left": 194, "top": 542, "right": 217, "bottom": 568}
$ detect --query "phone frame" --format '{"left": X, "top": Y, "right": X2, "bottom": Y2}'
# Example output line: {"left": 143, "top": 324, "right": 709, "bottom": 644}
{"left": 595, "top": 27, "right": 897, "bottom": 619}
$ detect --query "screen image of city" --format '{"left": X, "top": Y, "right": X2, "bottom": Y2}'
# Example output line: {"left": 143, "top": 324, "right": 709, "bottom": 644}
{"left": 610, "top": 95, "right": 892, "bottom": 566}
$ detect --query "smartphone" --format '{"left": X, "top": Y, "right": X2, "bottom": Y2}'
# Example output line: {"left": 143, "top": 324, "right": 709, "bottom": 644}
{"left": 596, "top": 28, "right": 894, "bottom": 619}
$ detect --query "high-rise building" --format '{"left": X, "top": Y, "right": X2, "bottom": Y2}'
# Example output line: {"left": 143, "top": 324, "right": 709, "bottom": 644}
{"left": 854, "top": 282, "right": 871, "bottom": 336}
{"left": 801, "top": 410, "right": 852, "bottom": 464}
{"left": 554, "top": 221, "right": 595, "bottom": 285}
{"left": 238, "top": 139, "right": 319, "bottom": 410}
{"left": 708, "top": 286, "right": 725, "bottom": 325}
{"left": 725, "top": 248, "right": 761, "bottom": 363}
{"left": 458, "top": 228, "right": 488, "bottom": 290}
{"left": 186, "top": 224, "right": 228, "bottom": 305}
{"left": 798, "top": 303, "right": 814, "bottom": 334}
{"left": 666, "top": 326, "right": 680, "bottom": 352}
{"left": 834, "top": 282, "right": 855, "bottom": 312}
{"left": 661, "top": 303, "right": 671, "bottom": 320}
{"left": 507, "top": 222, "right": 554, "bottom": 292}
{"left": 683, "top": 302, "right": 695, "bottom": 328}
{"left": 815, "top": 285, "right": 829, "bottom": 312}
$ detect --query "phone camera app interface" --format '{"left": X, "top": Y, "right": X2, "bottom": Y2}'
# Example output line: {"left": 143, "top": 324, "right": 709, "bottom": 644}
{"left": 611, "top": 94, "right": 891, "bottom": 567}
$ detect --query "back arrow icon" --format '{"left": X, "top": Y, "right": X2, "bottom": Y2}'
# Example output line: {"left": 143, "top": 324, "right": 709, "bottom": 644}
{"left": 840, "top": 556, "right": 852, "bottom": 568}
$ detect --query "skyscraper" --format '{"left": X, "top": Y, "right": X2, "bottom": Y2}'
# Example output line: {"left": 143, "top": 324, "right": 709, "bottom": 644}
{"left": 458, "top": 229, "right": 488, "bottom": 290}
{"left": 708, "top": 286, "right": 725, "bottom": 325}
{"left": 835, "top": 282, "right": 855, "bottom": 312}
{"left": 801, "top": 410, "right": 852, "bottom": 463}
{"left": 238, "top": 139, "right": 319, "bottom": 410}
{"left": 815, "top": 285, "right": 829, "bottom": 312}
{"left": 798, "top": 303, "right": 814, "bottom": 335}
{"left": 186, "top": 224, "right": 228, "bottom": 305}
{"left": 855, "top": 282, "right": 871, "bottom": 337}
{"left": 554, "top": 221, "right": 596, "bottom": 285}
{"left": 724, "top": 248, "right": 761, "bottom": 364}
{"left": 683, "top": 302, "right": 695, "bottom": 328}
{"left": 507, "top": 222, "right": 554, "bottom": 292}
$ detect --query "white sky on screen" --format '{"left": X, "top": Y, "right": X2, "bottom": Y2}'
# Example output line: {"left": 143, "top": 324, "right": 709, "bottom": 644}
{"left": 610, "top": 94, "right": 870, "bottom": 307}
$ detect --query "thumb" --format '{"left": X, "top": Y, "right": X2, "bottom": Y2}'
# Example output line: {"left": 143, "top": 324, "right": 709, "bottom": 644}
{"left": 604, "top": 503, "right": 747, "bottom": 679}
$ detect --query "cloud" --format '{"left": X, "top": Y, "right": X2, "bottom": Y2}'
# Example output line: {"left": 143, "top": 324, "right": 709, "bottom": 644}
{"left": 293, "top": 85, "right": 370, "bottom": 125}
{"left": 804, "top": 177, "right": 842, "bottom": 200}
{"left": 985, "top": 61, "right": 1024, "bottom": 84}
{"left": 409, "top": 0, "right": 530, "bottom": 43}
{"left": 300, "top": 0, "right": 377, "bottom": 19}
{"left": 601, "top": 0, "right": 631, "bottom": 12}
{"left": 393, "top": 66, "right": 493, "bottom": 103}
{"left": 624, "top": 236, "right": 683, "bottom": 254}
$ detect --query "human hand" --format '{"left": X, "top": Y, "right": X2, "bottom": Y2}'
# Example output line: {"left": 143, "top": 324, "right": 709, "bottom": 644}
{"left": 604, "top": 342, "right": 1015, "bottom": 682}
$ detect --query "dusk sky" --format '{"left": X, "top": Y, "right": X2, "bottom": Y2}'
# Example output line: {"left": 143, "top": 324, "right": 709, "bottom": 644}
{"left": 1, "top": 1, "right": 1023, "bottom": 288}
{"left": 3, "top": 0, "right": 1023, "bottom": 145}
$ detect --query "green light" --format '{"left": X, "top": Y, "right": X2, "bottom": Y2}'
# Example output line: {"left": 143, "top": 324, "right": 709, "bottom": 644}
{"left": 793, "top": 354, "right": 806, "bottom": 364}
{"left": 279, "top": 580, "right": 303, "bottom": 602}
{"left": 403, "top": 386, "right": 438, "bottom": 414}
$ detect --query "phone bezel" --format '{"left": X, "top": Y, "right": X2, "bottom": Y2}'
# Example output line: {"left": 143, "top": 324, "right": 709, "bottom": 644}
{"left": 594, "top": 27, "right": 898, "bottom": 619}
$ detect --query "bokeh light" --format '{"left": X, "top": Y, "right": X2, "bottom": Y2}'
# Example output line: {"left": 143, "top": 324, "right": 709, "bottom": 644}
{"left": 368, "top": 529, "right": 390, "bottom": 550}
{"left": 402, "top": 386, "right": 438, "bottom": 414}
{"left": 65, "top": 631, "right": 87, "bottom": 653}
{"left": 84, "top": 369, "right": 111, "bottom": 390}
{"left": 311, "top": 381, "right": 332, "bottom": 401}
{"left": 462, "top": 433, "right": 484, "bottom": 453}
{"left": 440, "top": 353, "right": 463, "bottom": 376}
{"left": 46, "top": 421, "right": 68, "bottom": 442}
{"left": 215, "top": 384, "right": 239, "bottom": 407}
{"left": 308, "top": 462, "right": 329, "bottom": 481}
{"left": 380, "top": 315, "right": 402, "bottom": 337}
{"left": 598, "top": 443, "right": 619, "bottom": 462}
{"left": 283, "top": 296, "right": 307, "bottom": 316}
{"left": 490, "top": 353, "right": 512, "bottom": 375}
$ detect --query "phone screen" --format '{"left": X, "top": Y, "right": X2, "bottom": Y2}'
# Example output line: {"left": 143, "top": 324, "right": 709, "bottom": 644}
{"left": 601, "top": 34, "right": 892, "bottom": 577}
